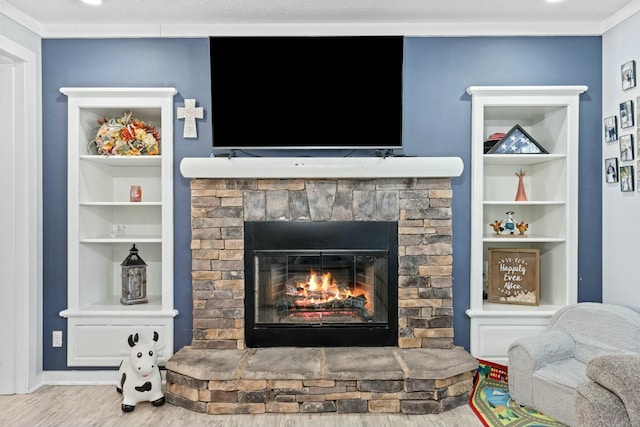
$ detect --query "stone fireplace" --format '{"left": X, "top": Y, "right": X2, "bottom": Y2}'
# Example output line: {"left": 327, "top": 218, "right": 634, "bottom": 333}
{"left": 190, "top": 176, "right": 455, "bottom": 350}
{"left": 165, "top": 157, "right": 475, "bottom": 415}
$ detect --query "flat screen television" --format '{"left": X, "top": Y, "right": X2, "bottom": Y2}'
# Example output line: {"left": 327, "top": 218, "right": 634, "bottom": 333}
{"left": 209, "top": 36, "right": 404, "bottom": 151}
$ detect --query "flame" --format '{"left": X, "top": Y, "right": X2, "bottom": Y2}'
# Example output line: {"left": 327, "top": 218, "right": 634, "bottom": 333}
{"left": 287, "top": 270, "right": 370, "bottom": 311}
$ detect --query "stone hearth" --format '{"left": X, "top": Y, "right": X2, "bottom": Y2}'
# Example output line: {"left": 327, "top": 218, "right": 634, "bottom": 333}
{"left": 165, "top": 346, "right": 476, "bottom": 414}
{"left": 169, "top": 157, "right": 471, "bottom": 415}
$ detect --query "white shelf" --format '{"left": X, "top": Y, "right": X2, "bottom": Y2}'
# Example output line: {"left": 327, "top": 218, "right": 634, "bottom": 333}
{"left": 61, "top": 87, "right": 176, "bottom": 367}
{"left": 80, "top": 155, "right": 162, "bottom": 166}
{"left": 483, "top": 201, "right": 566, "bottom": 205}
{"left": 79, "top": 202, "right": 162, "bottom": 206}
{"left": 467, "top": 85, "right": 585, "bottom": 363}
{"left": 80, "top": 237, "right": 162, "bottom": 243}
{"left": 483, "top": 154, "right": 566, "bottom": 165}
{"left": 483, "top": 235, "right": 566, "bottom": 243}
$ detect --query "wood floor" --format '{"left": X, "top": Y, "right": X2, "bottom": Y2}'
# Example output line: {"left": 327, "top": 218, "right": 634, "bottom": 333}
{"left": 0, "top": 385, "right": 483, "bottom": 426}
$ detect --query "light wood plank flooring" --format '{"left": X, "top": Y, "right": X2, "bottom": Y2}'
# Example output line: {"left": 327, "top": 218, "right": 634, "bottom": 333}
{"left": 0, "top": 385, "right": 483, "bottom": 426}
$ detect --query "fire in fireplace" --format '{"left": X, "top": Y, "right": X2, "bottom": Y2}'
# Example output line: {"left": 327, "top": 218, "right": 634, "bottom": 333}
{"left": 278, "top": 269, "right": 371, "bottom": 323}
{"left": 245, "top": 221, "right": 398, "bottom": 347}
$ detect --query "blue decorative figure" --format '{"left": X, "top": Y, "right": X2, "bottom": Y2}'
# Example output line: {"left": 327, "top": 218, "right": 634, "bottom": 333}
{"left": 504, "top": 211, "right": 516, "bottom": 235}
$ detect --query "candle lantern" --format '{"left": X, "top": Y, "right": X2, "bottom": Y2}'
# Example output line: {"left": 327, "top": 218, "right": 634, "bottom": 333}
{"left": 120, "top": 244, "right": 148, "bottom": 305}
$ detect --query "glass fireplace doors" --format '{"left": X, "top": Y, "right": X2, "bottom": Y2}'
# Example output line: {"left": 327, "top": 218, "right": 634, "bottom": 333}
{"left": 245, "top": 222, "right": 398, "bottom": 347}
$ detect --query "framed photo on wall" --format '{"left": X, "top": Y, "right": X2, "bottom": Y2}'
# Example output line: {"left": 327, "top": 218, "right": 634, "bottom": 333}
{"left": 604, "top": 116, "right": 618, "bottom": 142}
{"left": 620, "top": 135, "right": 635, "bottom": 161}
{"left": 605, "top": 157, "right": 619, "bottom": 183}
{"left": 620, "top": 100, "right": 634, "bottom": 129}
{"left": 622, "top": 60, "right": 637, "bottom": 91}
{"left": 620, "top": 165, "right": 635, "bottom": 192}
{"left": 488, "top": 248, "right": 539, "bottom": 306}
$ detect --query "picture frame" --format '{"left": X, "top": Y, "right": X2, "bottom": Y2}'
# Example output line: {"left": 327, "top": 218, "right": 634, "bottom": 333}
{"left": 620, "top": 134, "right": 635, "bottom": 161}
{"left": 487, "top": 248, "right": 539, "bottom": 306}
{"left": 486, "top": 124, "right": 548, "bottom": 154}
{"left": 638, "top": 125, "right": 640, "bottom": 158}
{"left": 620, "top": 100, "right": 634, "bottom": 129}
{"left": 622, "top": 60, "right": 637, "bottom": 91}
{"left": 605, "top": 157, "right": 619, "bottom": 183}
{"left": 604, "top": 116, "right": 618, "bottom": 142}
{"left": 620, "top": 165, "right": 635, "bottom": 192}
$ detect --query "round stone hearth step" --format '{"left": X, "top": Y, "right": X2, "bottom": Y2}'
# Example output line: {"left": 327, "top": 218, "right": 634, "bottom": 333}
{"left": 164, "top": 346, "right": 476, "bottom": 415}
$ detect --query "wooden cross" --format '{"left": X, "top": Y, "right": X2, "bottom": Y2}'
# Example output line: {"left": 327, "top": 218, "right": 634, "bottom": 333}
{"left": 177, "top": 99, "right": 204, "bottom": 138}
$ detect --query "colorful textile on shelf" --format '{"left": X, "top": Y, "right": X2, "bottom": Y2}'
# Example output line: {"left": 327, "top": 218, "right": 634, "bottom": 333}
{"left": 470, "top": 359, "right": 566, "bottom": 427}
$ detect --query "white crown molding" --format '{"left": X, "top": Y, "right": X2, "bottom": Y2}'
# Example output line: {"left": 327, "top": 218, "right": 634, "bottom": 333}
{"left": 164, "top": 21, "right": 606, "bottom": 37}
{"left": 0, "top": 0, "right": 42, "bottom": 36}
{"left": 601, "top": 0, "right": 640, "bottom": 33}
{"left": 38, "top": 21, "right": 607, "bottom": 38}
{"left": 2, "top": 0, "right": 639, "bottom": 38}
{"left": 42, "top": 23, "right": 162, "bottom": 38}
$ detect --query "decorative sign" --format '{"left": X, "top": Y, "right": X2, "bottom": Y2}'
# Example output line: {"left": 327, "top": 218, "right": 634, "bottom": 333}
{"left": 177, "top": 99, "right": 204, "bottom": 138}
{"left": 488, "top": 248, "right": 539, "bottom": 306}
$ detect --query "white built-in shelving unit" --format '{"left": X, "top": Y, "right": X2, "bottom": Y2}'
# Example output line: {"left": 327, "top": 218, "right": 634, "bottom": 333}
{"left": 466, "top": 86, "right": 587, "bottom": 364}
{"left": 60, "top": 87, "right": 178, "bottom": 367}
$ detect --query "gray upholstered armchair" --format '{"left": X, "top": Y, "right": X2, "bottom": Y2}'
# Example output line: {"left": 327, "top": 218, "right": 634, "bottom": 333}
{"left": 507, "top": 303, "right": 640, "bottom": 426}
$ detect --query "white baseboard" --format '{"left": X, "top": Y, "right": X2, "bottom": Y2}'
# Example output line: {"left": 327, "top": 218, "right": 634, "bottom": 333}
{"left": 41, "top": 370, "right": 119, "bottom": 385}
{"left": 39, "top": 370, "right": 167, "bottom": 387}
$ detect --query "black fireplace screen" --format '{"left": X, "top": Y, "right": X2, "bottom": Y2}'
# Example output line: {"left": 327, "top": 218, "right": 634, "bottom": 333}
{"left": 245, "top": 221, "right": 398, "bottom": 347}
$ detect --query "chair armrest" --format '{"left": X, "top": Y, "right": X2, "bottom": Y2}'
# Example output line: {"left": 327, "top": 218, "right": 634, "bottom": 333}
{"left": 587, "top": 353, "right": 640, "bottom": 426}
{"left": 576, "top": 381, "right": 631, "bottom": 427}
{"left": 508, "top": 330, "right": 576, "bottom": 370}
{"left": 507, "top": 330, "right": 575, "bottom": 406}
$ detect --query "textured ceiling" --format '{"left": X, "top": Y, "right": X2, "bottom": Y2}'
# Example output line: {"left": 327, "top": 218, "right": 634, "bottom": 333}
{"left": 5, "top": 0, "right": 636, "bottom": 27}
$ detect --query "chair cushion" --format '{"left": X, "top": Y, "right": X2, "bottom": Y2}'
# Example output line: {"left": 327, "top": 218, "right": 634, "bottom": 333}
{"left": 535, "top": 357, "right": 588, "bottom": 389}
{"left": 586, "top": 354, "right": 640, "bottom": 425}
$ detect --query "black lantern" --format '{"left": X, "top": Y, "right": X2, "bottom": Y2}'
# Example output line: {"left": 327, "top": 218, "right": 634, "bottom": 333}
{"left": 120, "top": 244, "right": 148, "bottom": 305}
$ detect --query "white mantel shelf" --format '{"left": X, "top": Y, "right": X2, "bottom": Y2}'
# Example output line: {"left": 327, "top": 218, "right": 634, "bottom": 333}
{"left": 180, "top": 156, "right": 464, "bottom": 179}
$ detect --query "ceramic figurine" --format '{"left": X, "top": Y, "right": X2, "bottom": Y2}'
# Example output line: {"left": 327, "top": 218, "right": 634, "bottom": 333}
{"left": 504, "top": 211, "right": 516, "bottom": 235}
{"left": 116, "top": 331, "right": 165, "bottom": 412}
{"left": 489, "top": 220, "right": 504, "bottom": 235}
{"left": 516, "top": 221, "right": 529, "bottom": 235}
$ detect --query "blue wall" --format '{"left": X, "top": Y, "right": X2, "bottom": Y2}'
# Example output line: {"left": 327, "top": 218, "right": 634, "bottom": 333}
{"left": 42, "top": 36, "right": 602, "bottom": 369}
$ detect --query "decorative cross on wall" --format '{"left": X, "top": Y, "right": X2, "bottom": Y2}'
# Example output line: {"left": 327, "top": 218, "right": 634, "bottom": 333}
{"left": 177, "top": 99, "right": 204, "bottom": 138}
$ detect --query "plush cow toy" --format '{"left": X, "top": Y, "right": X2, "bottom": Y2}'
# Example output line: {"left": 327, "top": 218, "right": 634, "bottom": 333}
{"left": 116, "top": 331, "right": 165, "bottom": 412}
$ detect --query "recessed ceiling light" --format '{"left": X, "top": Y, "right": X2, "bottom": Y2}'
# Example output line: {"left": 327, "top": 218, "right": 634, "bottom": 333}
{"left": 81, "top": 0, "right": 102, "bottom": 5}
{"left": 546, "top": 0, "right": 564, "bottom": 3}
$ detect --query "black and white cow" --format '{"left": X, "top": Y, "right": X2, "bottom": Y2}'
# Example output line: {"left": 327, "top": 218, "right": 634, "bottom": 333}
{"left": 116, "top": 331, "right": 165, "bottom": 412}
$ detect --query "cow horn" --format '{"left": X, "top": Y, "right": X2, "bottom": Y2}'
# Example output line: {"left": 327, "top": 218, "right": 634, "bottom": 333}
{"left": 153, "top": 331, "right": 159, "bottom": 342}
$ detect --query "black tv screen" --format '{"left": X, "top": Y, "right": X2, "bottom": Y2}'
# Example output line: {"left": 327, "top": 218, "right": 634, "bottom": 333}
{"left": 210, "top": 36, "right": 404, "bottom": 150}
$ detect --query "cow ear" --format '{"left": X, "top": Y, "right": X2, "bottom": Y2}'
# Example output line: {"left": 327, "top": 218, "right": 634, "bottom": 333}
{"left": 153, "top": 331, "right": 159, "bottom": 342}
{"left": 127, "top": 334, "right": 136, "bottom": 348}
{"left": 134, "top": 333, "right": 139, "bottom": 343}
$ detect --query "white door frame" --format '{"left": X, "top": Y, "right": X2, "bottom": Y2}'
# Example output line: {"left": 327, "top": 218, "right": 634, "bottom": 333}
{"left": 0, "top": 34, "right": 41, "bottom": 394}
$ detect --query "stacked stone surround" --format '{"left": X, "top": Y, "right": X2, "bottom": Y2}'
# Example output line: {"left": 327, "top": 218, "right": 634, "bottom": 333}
{"left": 189, "top": 177, "right": 454, "bottom": 350}
{"left": 169, "top": 176, "right": 470, "bottom": 415}
{"left": 165, "top": 346, "right": 477, "bottom": 415}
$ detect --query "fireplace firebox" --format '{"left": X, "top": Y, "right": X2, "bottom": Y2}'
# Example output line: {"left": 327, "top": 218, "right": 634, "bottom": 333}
{"left": 245, "top": 221, "right": 398, "bottom": 347}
